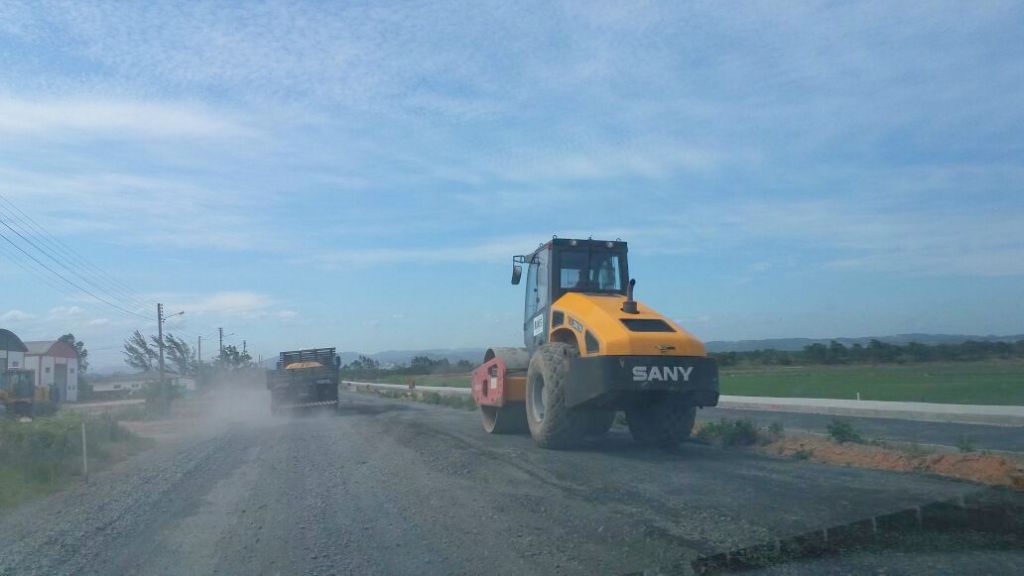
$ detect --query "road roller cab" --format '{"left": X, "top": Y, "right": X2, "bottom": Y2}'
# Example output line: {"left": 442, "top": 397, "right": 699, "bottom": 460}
{"left": 472, "top": 238, "right": 719, "bottom": 449}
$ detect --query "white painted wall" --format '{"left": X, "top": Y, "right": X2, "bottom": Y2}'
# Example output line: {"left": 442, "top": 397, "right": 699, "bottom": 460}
{"left": 25, "top": 354, "right": 79, "bottom": 403}
{"left": 0, "top": 350, "right": 26, "bottom": 368}
{"left": 55, "top": 358, "right": 79, "bottom": 403}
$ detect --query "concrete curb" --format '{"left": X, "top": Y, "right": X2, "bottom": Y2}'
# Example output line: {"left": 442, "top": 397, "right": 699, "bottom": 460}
{"left": 343, "top": 381, "right": 472, "bottom": 396}
{"left": 717, "top": 395, "right": 1024, "bottom": 427}
{"left": 344, "top": 381, "right": 1024, "bottom": 427}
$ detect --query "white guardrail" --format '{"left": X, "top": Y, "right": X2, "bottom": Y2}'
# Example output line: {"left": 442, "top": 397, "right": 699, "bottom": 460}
{"left": 343, "top": 380, "right": 472, "bottom": 396}
{"left": 343, "top": 381, "right": 1024, "bottom": 426}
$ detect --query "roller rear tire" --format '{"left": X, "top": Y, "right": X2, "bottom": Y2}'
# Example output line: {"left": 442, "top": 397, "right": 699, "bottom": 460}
{"left": 525, "top": 343, "right": 585, "bottom": 449}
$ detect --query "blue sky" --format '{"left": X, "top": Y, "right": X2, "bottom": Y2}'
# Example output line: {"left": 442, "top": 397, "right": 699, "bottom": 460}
{"left": 0, "top": 1, "right": 1022, "bottom": 369}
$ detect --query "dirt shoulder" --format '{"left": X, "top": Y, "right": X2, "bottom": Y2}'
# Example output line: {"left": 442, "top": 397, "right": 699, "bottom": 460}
{"left": 760, "top": 435, "right": 1024, "bottom": 489}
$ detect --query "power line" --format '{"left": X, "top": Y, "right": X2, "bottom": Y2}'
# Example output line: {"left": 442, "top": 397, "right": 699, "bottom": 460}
{"left": 0, "top": 236, "right": 78, "bottom": 297}
{"left": 0, "top": 226, "right": 150, "bottom": 321}
{"left": 0, "top": 212, "right": 151, "bottom": 314}
{"left": 0, "top": 197, "right": 242, "bottom": 357}
{"left": 0, "top": 193, "right": 155, "bottom": 307}
{"left": 0, "top": 196, "right": 154, "bottom": 311}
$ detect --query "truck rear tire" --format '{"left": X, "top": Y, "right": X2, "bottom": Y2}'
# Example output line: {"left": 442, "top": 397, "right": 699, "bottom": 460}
{"left": 627, "top": 395, "right": 696, "bottom": 449}
{"left": 525, "top": 343, "right": 585, "bottom": 449}
{"left": 480, "top": 403, "right": 528, "bottom": 434}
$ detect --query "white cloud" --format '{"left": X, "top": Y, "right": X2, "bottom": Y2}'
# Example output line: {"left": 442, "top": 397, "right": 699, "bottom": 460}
{"left": 0, "top": 96, "right": 247, "bottom": 140}
{"left": 1, "top": 309, "right": 34, "bottom": 323}
{"left": 305, "top": 236, "right": 539, "bottom": 267}
{"left": 46, "top": 305, "right": 88, "bottom": 320}
{"left": 171, "top": 291, "right": 273, "bottom": 317}
{"left": 0, "top": 167, "right": 284, "bottom": 251}
{"left": 728, "top": 199, "right": 1024, "bottom": 277}
{"left": 493, "top": 144, "right": 720, "bottom": 182}
{"left": 159, "top": 291, "right": 294, "bottom": 321}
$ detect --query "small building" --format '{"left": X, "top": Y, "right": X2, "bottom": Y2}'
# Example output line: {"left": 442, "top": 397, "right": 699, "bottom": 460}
{"left": 24, "top": 340, "right": 79, "bottom": 403}
{"left": 91, "top": 371, "right": 197, "bottom": 396}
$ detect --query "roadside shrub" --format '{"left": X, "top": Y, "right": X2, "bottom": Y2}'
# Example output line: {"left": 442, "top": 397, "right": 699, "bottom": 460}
{"left": 768, "top": 421, "right": 785, "bottom": 437}
{"left": 792, "top": 448, "right": 813, "bottom": 460}
{"left": 421, "top": 392, "right": 443, "bottom": 405}
{"left": 826, "top": 418, "right": 864, "bottom": 444}
{"left": 696, "top": 418, "right": 760, "bottom": 446}
{"left": 901, "top": 442, "right": 934, "bottom": 458}
{"left": 443, "top": 395, "right": 476, "bottom": 411}
{"left": 956, "top": 435, "right": 976, "bottom": 453}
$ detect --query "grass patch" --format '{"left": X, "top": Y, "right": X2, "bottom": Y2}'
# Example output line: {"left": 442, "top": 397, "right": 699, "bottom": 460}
{"left": 417, "top": 391, "right": 477, "bottom": 410}
{"left": 826, "top": 418, "right": 864, "bottom": 444}
{"left": 720, "top": 359, "right": 1024, "bottom": 405}
{"left": 956, "top": 434, "right": 977, "bottom": 453}
{"left": 0, "top": 412, "right": 151, "bottom": 511}
{"left": 696, "top": 418, "right": 763, "bottom": 447}
{"left": 791, "top": 448, "right": 813, "bottom": 460}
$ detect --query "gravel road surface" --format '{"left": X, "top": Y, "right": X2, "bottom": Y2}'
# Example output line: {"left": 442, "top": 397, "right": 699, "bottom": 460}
{"left": 0, "top": 390, "right": 1019, "bottom": 575}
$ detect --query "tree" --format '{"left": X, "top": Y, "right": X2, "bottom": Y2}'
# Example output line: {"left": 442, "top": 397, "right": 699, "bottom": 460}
{"left": 803, "top": 343, "right": 828, "bottom": 364}
{"left": 827, "top": 340, "right": 847, "bottom": 364}
{"left": 355, "top": 355, "right": 379, "bottom": 371}
{"left": 59, "top": 333, "right": 89, "bottom": 373}
{"left": 164, "top": 333, "right": 194, "bottom": 376}
{"left": 410, "top": 355, "right": 433, "bottom": 374}
{"left": 123, "top": 330, "right": 157, "bottom": 371}
{"left": 217, "top": 344, "right": 252, "bottom": 370}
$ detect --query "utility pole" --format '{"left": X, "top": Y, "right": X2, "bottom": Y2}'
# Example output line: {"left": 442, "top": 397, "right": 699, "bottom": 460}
{"left": 218, "top": 327, "right": 224, "bottom": 359}
{"left": 243, "top": 340, "right": 247, "bottom": 355}
{"left": 196, "top": 335, "right": 203, "bottom": 388}
{"left": 156, "top": 303, "right": 184, "bottom": 409}
{"left": 157, "top": 303, "right": 166, "bottom": 403}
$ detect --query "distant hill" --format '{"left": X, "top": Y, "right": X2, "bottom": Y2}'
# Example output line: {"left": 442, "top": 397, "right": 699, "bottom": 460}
{"left": 704, "top": 334, "right": 1024, "bottom": 353}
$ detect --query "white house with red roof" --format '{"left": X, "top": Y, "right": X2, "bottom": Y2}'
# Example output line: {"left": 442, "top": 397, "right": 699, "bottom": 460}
{"left": 24, "top": 340, "right": 79, "bottom": 403}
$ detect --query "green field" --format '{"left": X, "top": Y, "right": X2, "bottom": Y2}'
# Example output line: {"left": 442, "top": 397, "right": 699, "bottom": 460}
{"left": 719, "top": 360, "right": 1024, "bottom": 405}
{"left": 366, "top": 373, "right": 472, "bottom": 388}
{"left": 370, "top": 360, "right": 1024, "bottom": 405}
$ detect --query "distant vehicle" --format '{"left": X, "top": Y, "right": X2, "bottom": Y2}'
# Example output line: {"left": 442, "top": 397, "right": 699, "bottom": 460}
{"left": 266, "top": 348, "right": 342, "bottom": 414}
{"left": 472, "top": 238, "right": 719, "bottom": 449}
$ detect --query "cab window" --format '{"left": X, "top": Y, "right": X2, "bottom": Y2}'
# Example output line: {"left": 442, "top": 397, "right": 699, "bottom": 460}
{"left": 559, "top": 250, "right": 588, "bottom": 289}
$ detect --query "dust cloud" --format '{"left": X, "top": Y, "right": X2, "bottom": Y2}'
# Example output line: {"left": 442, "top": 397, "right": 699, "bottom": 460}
{"left": 198, "top": 369, "right": 274, "bottom": 426}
